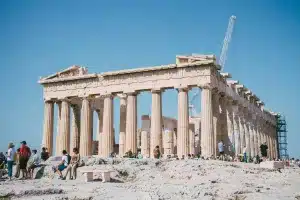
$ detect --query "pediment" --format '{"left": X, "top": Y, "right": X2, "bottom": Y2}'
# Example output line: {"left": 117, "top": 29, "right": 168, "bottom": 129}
{"left": 41, "top": 65, "right": 88, "bottom": 80}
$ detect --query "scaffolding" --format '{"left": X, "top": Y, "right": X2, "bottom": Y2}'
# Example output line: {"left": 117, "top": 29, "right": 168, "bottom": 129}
{"left": 276, "top": 115, "right": 289, "bottom": 159}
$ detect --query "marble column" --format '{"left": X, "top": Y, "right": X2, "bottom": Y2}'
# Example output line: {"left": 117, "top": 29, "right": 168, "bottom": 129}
{"left": 150, "top": 89, "right": 162, "bottom": 158}
{"left": 42, "top": 101, "right": 54, "bottom": 155}
{"left": 71, "top": 105, "right": 81, "bottom": 151}
{"left": 164, "top": 130, "right": 174, "bottom": 156}
{"left": 79, "top": 98, "right": 92, "bottom": 156}
{"left": 232, "top": 103, "right": 240, "bottom": 156}
{"left": 177, "top": 87, "right": 189, "bottom": 158}
{"left": 219, "top": 95, "right": 228, "bottom": 149}
{"left": 252, "top": 116, "right": 258, "bottom": 157}
{"left": 96, "top": 108, "right": 103, "bottom": 156}
{"left": 56, "top": 102, "right": 62, "bottom": 155}
{"left": 60, "top": 100, "right": 70, "bottom": 153}
{"left": 256, "top": 118, "right": 262, "bottom": 156}
{"left": 141, "top": 130, "right": 150, "bottom": 157}
{"left": 249, "top": 117, "right": 255, "bottom": 158}
{"left": 102, "top": 95, "right": 114, "bottom": 157}
{"left": 243, "top": 111, "right": 251, "bottom": 158}
{"left": 119, "top": 95, "right": 127, "bottom": 157}
{"left": 201, "top": 87, "right": 214, "bottom": 158}
{"left": 238, "top": 106, "right": 245, "bottom": 153}
{"left": 212, "top": 91, "right": 220, "bottom": 157}
{"left": 189, "top": 129, "right": 195, "bottom": 155}
{"left": 126, "top": 93, "right": 137, "bottom": 153}
{"left": 225, "top": 98, "right": 234, "bottom": 155}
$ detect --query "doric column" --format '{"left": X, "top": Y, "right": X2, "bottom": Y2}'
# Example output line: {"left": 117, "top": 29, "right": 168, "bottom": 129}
{"left": 249, "top": 116, "right": 255, "bottom": 158}
{"left": 225, "top": 98, "right": 234, "bottom": 155}
{"left": 102, "top": 94, "right": 114, "bottom": 157}
{"left": 56, "top": 102, "right": 62, "bottom": 155}
{"left": 164, "top": 130, "right": 174, "bottom": 156}
{"left": 201, "top": 86, "right": 214, "bottom": 158}
{"left": 256, "top": 118, "right": 262, "bottom": 156}
{"left": 60, "top": 100, "right": 70, "bottom": 152}
{"left": 252, "top": 115, "right": 258, "bottom": 157}
{"left": 125, "top": 92, "right": 137, "bottom": 153}
{"left": 177, "top": 87, "right": 189, "bottom": 158}
{"left": 243, "top": 110, "right": 251, "bottom": 158}
{"left": 212, "top": 91, "right": 220, "bottom": 157}
{"left": 71, "top": 104, "right": 81, "bottom": 151}
{"left": 232, "top": 102, "right": 240, "bottom": 156}
{"left": 119, "top": 94, "right": 127, "bottom": 157}
{"left": 96, "top": 108, "right": 103, "bottom": 156}
{"left": 150, "top": 89, "right": 162, "bottom": 157}
{"left": 219, "top": 95, "right": 228, "bottom": 150}
{"left": 141, "top": 130, "right": 150, "bottom": 157}
{"left": 238, "top": 106, "right": 245, "bottom": 153}
{"left": 42, "top": 101, "right": 54, "bottom": 156}
{"left": 189, "top": 129, "right": 195, "bottom": 155}
{"left": 79, "top": 98, "right": 92, "bottom": 156}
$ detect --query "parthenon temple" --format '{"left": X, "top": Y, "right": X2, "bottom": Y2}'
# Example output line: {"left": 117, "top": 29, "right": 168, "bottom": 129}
{"left": 39, "top": 54, "right": 279, "bottom": 159}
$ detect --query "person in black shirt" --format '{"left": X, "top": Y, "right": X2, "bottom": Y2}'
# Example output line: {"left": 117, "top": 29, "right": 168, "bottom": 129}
{"left": 41, "top": 147, "right": 49, "bottom": 161}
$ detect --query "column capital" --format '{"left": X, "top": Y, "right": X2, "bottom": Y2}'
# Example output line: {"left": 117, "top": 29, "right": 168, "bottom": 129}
{"left": 199, "top": 83, "right": 214, "bottom": 90}
{"left": 116, "top": 93, "right": 127, "bottom": 99}
{"left": 101, "top": 94, "right": 114, "bottom": 99}
{"left": 151, "top": 88, "right": 164, "bottom": 93}
{"left": 175, "top": 85, "right": 189, "bottom": 92}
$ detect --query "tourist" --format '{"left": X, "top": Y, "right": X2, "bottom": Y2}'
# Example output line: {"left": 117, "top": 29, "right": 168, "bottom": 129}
{"left": 260, "top": 142, "right": 268, "bottom": 161}
{"left": 14, "top": 148, "right": 20, "bottom": 178}
{"left": 7, "top": 142, "right": 16, "bottom": 180}
{"left": 63, "top": 148, "right": 80, "bottom": 180}
{"left": 137, "top": 152, "right": 143, "bottom": 159}
{"left": 41, "top": 147, "right": 49, "bottom": 162}
{"left": 218, "top": 140, "right": 225, "bottom": 160}
{"left": 153, "top": 146, "right": 160, "bottom": 159}
{"left": 19, "top": 141, "right": 31, "bottom": 179}
{"left": 54, "top": 150, "right": 70, "bottom": 179}
{"left": 0, "top": 152, "right": 6, "bottom": 169}
{"left": 27, "top": 149, "right": 40, "bottom": 179}
{"left": 242, "top": 146, "right": 247, "bottom": 163}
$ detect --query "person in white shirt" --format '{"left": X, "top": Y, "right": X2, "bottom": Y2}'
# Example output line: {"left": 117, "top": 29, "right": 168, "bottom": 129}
{"left": 27, "top": 149, "right": 40, "bottom": 179}
{"left": 7, "top": 142, "right": 16, "bottom": 180}
{"left": 54, "top": 150, "right": 70, "bottom": 179}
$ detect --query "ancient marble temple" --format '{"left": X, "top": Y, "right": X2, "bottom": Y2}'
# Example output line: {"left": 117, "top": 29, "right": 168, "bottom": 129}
{"left": 39, "top": 55, "right": 279, "bottom": 159}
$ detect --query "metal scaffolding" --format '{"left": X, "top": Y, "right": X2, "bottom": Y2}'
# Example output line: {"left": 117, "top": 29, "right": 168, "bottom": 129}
{"left": 276, "top": 115, "right": 289, "bottom": 159}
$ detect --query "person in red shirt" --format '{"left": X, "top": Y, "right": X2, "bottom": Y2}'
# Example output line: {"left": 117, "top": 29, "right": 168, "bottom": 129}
{"left": 19, "top": 141, "right": 31, "bottom": 179}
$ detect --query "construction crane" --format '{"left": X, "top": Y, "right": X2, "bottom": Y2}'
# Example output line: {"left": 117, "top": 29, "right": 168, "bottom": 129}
{"left": 189, "top": 15, "right": 236, "bottom": 117}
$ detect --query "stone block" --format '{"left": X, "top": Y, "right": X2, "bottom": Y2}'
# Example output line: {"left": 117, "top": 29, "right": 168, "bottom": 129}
{"left": 260, "top": 161, "right": 284, "bottom": 169}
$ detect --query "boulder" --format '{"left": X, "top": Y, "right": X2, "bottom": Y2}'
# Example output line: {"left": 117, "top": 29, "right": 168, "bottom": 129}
{"left": 260, "top": 161, "right": 284, "bottom": 169}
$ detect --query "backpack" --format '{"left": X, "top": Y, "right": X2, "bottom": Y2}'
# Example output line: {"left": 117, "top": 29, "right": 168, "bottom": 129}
{"left": 67, "top": 154, "right": 71, "bottom": 165}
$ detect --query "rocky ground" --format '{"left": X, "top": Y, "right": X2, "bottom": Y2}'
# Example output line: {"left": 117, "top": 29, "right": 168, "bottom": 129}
{"left": 0, "top": 157, "right": 300, "bottom": 200}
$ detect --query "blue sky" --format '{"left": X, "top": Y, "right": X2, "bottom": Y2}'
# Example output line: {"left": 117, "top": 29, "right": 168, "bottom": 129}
{"left": 0, "top": 0, "right": 299, "bottom": 157}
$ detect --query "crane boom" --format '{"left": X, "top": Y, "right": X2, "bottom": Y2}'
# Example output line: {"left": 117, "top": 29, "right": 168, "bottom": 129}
{"left": 219, "top": 15, "right": 236, "bottom": 71}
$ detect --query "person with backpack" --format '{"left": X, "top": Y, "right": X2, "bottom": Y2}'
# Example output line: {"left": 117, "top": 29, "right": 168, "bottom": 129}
{"left": 7, "top": 142, "right": 16, "bottom": 180}
{"left": 19, "top": 141, "right": 31, "bottom": 179}
{"left": 54, "top": 150, "right": 70, "bottom": 179}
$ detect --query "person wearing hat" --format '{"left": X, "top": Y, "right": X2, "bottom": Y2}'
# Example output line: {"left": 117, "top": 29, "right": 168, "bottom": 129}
{"left": 19, "top": 141, "right": 31, "bottom": 179}
{"left": 7, "top": 142, "right": 16, "bottom": 180}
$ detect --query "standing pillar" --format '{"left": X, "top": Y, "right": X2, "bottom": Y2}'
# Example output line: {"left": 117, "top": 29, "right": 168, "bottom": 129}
{"left": 42, "top": 101, "right": 54, "bottom": 156}
{"left": 141, "top": 131, "right": 150, "bottom": 157}
{"left": 189, "top": 129, "right": 195, "bottom": 155}
{"left": 212, "top": 91, "right": 220, "bottom": 157}
{"left": 79, "top": 98, "right": 92, "bottom": 156}
{"left": 232, "top": 103, "right": 240, "bottom": 156}
{"left": 225, "top": 98, "right": 234, "bottom": 155}
{"left": 71, "top": 105, "right": 81, "bottom": 151}
{"left": 238, "top": 106, "right": 246, "bottom": 153}
{"left": 125, "top": 93, "right": 137, "bottom": 153}
{"left": 60, "top": 100, "right": 70, "bottom": 153}
{"left": 249, "top": 116, "right": 255, "bottom": 159}
{"left": 56, "top": 102, "right": 62, "bottom": 155}
{"left": 243, "top": 111, "right": 251, "bottom": 158}
{"left": 102, "top": 95, "right": 114, "bottom": 157}
{"left": 96, "top": 108, "right": 103, "bottom": 156}
{"left": 219, "top": 95, "right": 228, "bottom": 150}
{"left": 119, "top": 94, "right": 127, "bottom": 157}
{"left": 164, "top": 130, "right": 174, "bottom": 156}
{"left": 150, "top": 89, "right": 162, "bottom": 157}
{"left": 252, "top": 116, "right": 258, "bottom": 157}
{"left": 256, "top": 118, "right": 262, "bottom": 156}
{"left": 177, "top": 87, "right": 189, "bottom": 158}
{"left": 201, "top": 86, "right": 214, "bottom": 158}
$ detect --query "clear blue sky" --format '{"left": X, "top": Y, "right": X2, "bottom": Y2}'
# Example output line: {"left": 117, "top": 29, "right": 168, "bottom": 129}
{"left": 0, "top": 0, "right": 299, "bottom": 158}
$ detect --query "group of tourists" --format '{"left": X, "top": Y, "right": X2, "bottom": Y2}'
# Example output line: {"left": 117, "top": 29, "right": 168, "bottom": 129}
{"left": 0, "top": 141, "right": 50, "bottom": 180}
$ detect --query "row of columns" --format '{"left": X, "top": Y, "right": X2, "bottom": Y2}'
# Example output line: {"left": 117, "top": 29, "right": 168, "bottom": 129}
{"left": 43, "top": 86, "right": 278, "bottom": 159}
